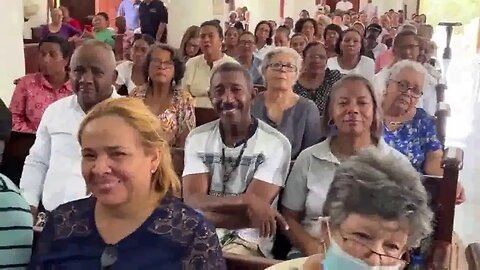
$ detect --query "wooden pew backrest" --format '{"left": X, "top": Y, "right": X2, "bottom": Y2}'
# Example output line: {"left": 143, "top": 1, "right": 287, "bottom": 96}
{"left": 466, "top": 243, "right": 480, "bottom": 270}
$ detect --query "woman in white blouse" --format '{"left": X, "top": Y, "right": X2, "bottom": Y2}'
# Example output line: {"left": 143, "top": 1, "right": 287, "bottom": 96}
{"left": 115, "top": 34, "right": 155, "bottom": 95}
{"left": 280, "top": 74, "right": 408, "bottom": 258}
{"left": 326, "top": 29, "right": 375, "bottom": 80}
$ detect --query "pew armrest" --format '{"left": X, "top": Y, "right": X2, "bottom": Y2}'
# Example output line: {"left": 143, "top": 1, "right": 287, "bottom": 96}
{"left": 224, "top": 252, "right": 281, "bottom": 269}
{"left": 466, "top": 243, "right": 480, "bottom": 270}
{"left": 442, "top": 147, "right": 464, "bottom": 170}
{"left": 436, "top": 102, "right": 451, "bottom": 116}
{"left": 436, "top": 83, "right": 447, "bottom": 103}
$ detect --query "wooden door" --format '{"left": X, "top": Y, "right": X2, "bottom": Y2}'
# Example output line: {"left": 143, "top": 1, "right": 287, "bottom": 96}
{"left": 60, "top": 0, "right": 95, "bottom": 27}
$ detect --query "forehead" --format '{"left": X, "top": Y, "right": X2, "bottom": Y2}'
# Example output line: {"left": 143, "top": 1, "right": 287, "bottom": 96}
{"left": 257, "top": 23, "right": 270, "bottom": 30}
{"left": 291, "top": 36, "right": 306, "bottom": 42}
{"left": 269, "top": 52, "right": 295, "bottom": 63}
{"left": 200, "top": 25, "right": 219, "bottom": 35}
{"left": 397, "top": 35, "right": 419, "bottom": 45}
{"left": 305, "top": 45, "right": 326, "bottom": 54}
{"left": 151, "top": 47, "right": 172, "bottom": 59}
{"left": 133, "top": 39, "right": 150, "bottom": 47}
{"left": 81, "top": 115, "right": 141, "bottom": 148}
{"left": 71, "top": 46, "right": 113, "bottom": 69}
{"left": 342, "top": 213, "right": 409, "bottom": 241}
{"left": 343, "top": 31, "right": 361, "bottom": 39}
{"left": 239, "top": 33, "right": 254, "bottom": 41}
{"left": 392, "top": 68, "right": 423, "bottom": 84}
{"left": 333, "top": 80, "right": 373, "bottom": 99}
{"left": 211, "top": 70, "right": 248, "bottom": 87}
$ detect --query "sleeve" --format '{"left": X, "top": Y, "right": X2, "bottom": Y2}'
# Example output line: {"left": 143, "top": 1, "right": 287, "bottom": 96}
{"left": 40, "top": 25, "right": 49, "bottom": 39}
{"left": 423, "top": 114, "right": 442, "bottom": 152}
{"left": 66, "top": 24, "right": 81, "bottom": 37}
{"left": 28, "top": 211, "right": 55, "bottom": 268}
{"left": 302, "top": 101, "right": 323, "bottom": 151}
{"left": 281, "top": 152, "right": 309, "bottom": 211}
{"left": 159, "top": 4, "right": 168, "bottom": 24}
{"left": 362, "top": 57, "right": 376, "bottom": 80}
{"left": 253, "top": 137, "right": 292, "bottom": 187}
{"left": 9, "top": 77, "right": 31, "bottom": 132}
{"left": 19, "top": 109, "right": 52, "bottom": 207}
{"left": 182, "top": 133, "right": 209, "bottom": 177}
{"left": 104, "top": 31, "right": 115, "bottom": 48}
{"left": 183, "top": 217, "right": 226, "bottom": 269}
{"left": 117, "top": 2, "right": 125, "bottom": 16}
{"left": 115, "top": 63, "right": 127, "bottom": 86}
{"left": 178, "top": 92, "right": 196, "bottom": 135}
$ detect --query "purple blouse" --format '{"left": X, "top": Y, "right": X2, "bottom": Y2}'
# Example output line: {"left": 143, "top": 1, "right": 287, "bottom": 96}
{"left": 41, "top": 23, "right": 81, "bottom": 40}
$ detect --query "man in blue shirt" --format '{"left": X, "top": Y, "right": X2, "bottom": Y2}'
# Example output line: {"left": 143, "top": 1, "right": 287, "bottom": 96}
{"left": 117, "top": 0, "right": 140, "bottom": 30}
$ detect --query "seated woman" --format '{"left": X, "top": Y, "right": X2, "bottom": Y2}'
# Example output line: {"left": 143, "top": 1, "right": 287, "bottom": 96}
{"left": 251, "top": 47, "right": 322, "bottom": 159}
{"left": 29, "top": 97, "right": 225, "bottom": 269}
{"left": 381, "top": 60, "right": 465, "bottom": 203}
{"left": 10, "top": 35, "right": 72, "bottom": 133}
{"left": 303, "top": 147, "right": 434, "bottom": 269}
{"left": 41, "top": 8, "right": 80, "bottom": 40}
{"left": 294, "top": 18, "right": 318, "bottom": 43}
{"left": 323, "top": 24, "right": 342, "bottom": 58}
{"left": 327, "top": 29, "right": 375, "bottom": 79}
{"left": 224, "top": 27, "right": 239, "bottom": 58}
{"left": 294, "top": 42, "right": 342, "bottom": 115}
{"left": 115, "top": 34, "right": 155, "bottom": 95}
{"left": 130, "top": 44, "right": 195, "bottom": 147}
{"left": 281, "top": 75, "right": 409, "bottom": 258}
{"left": 179, "top": 25, "right": 201, "bottom": 62}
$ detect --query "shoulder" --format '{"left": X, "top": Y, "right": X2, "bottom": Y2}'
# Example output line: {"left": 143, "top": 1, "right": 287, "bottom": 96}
{"left": 326, "top": 68, "right": 342, "bottom": 80}
{"left": 299, "top": 139, "right": 330, "bottom": 160}
{"left": 257, "top": 119, "right": 291, "bottom": 148}
{"left": 298, "top": 96, "right": 319, "bottom": 111}
{"left": 175, "top": 89, "right": 194, "bottom": 103}
{"left": 414, "top": 108, "right": 436, "bottom": 123}
{"left": 187, "top": 120, "right": 219, "bottom": 140}
{"left": 16, "top": 73, "right": 41, "bottom": 86}
{"left": 360, "top": 56, "right": 375, "bottom": 65}
{"left": 221, "top": 54, "right": 239, "bottom": 64}
{"left": 186, "top": 55, "right": 202, "bottom": 66}
{"left": 43, "top": 95, "right": 76, "bottom": 117}
{"left": 47, "top": 198, "right": 94, "bottom": 238}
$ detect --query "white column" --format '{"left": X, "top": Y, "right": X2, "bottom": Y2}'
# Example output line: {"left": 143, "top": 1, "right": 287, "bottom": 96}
{"left": 243, "top": 0, "right": 281, "bottom": 28}
{"left": 167, "top": 0, "right": 229, "bottom": 48}
{"left": 0, "top": 1, "right": 25, "bottom": 105}
{"left": 284, "top": 0, "right": 317, "bottom": 21}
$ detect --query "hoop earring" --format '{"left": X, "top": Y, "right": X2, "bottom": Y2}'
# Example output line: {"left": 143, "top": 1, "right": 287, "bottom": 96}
{"left": 328, "top": 119, "right": 335, "bottom": 127}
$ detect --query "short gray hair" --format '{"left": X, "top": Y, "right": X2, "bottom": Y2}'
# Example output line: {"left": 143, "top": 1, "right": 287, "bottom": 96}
{"left": 323, "top": 148, "right": 434, "bottom": 248}
{"left": 209, "top": 62, "right": 254, "bottom": 90}
{"left": 323, "top": 74, "right": 383, "bottom": 144}
{"left": 261, "top": 47, "right": 303, "bottom": 82}
{"left": 398, "top": 23, "right": 417, "bottom": 34}
{"left": 386, "top": 60, "right": 427, "bottom": 90}
{"left": 71, "top": 39, "right": 116, "bottom": 70}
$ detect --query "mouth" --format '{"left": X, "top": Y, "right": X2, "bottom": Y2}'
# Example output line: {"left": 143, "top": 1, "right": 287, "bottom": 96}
{"left": 94, "top": 178, "right": 122, "bottom": 193}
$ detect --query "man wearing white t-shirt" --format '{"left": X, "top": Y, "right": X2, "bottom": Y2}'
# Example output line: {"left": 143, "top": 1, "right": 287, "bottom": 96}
{"left": 183, "top": 62, "right": 291, "bottom": 257}
{"left": 335, "top": 0, "right": 353, "bottom": 12}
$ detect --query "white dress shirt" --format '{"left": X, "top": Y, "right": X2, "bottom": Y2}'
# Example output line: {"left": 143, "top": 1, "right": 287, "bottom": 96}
{"left": 20, "top": 91, "right": 120, "bottom": 211}
{"left": 115, "top": 61, "right": 137, "bottom": 94}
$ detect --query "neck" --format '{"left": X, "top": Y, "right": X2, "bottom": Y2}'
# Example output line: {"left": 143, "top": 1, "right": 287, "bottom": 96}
{"left": 45, "top": 71, "right": 66, "bottom": 87}
{"left": 264, "top": 89, "right": 295, "bottom": 107}
{"left": 132, "top": 61, "right": 143, "bottom": 71}
{"left": 256, "top": 40, "right": 266, "bottom": 49}
{"left": 151, "top": 83, "right": 171, "bottom": 98}
{"left": 204, "top": 51, "right": 222, "bottom": 64}
{"left": 238, "top": 54, "right": 253, "bottom": 64}
{"left": 340, "top": 54, "right": 360, "bottom": 66}
{"left": 222, "top": 116, "right": 252, "bottom": 146}
{"left": 51, "top": 21, "right": 61, "bottom": 26}
{"left": 302, "top": 69, "right": 326, "bottom": 81}
{"left": 331, "top": 132, "right": 373, "bottom": 156}
{"left": 95, "top": 192, "right": 160, "bottom": 220}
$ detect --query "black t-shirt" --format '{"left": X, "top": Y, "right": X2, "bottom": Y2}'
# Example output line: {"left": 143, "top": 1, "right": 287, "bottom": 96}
{"left": 139, "top": 0, "right": 168, "bottom": 40}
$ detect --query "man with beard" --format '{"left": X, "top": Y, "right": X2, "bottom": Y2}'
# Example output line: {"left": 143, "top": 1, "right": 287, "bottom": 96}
{"left": 20, "top": 40, "right": 120, "bottom": 220}
{"left": 182, "top": 62, "right": 291, "bottom": 257}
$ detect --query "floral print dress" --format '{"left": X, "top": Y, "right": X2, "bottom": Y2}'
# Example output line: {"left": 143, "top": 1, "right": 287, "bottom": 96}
{"left": 130, "top": 86, "right": 196, "bottom": 146}
{"left": 383, "top": 108, "right": 442, "bottom": 173}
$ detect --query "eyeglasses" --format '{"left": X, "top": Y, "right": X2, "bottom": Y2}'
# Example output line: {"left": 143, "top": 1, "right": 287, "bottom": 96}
{"left": 151, "top": 58, "right": 174, "bottom": 68}
{"left": 338, "top": 229, "right": 407, "bottom": 266}
{"left": 101, "top": 244, "right": 118, "bottom": 269}
{"left": 267, "top": 62, "right": 298, "bottom": 72}
{"left": 390, "top": 79, "right": 423, "bottom": 98}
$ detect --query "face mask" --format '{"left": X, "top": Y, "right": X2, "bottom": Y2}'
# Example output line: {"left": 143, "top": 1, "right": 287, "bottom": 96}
{"left": 321, "top": 238, "right": 403, "bottom": 270}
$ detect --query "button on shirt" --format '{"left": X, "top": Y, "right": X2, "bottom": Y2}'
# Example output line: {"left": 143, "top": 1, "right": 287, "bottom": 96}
{"left": 182, "top": 54, "right": 237, "bottom": 108}
{"left": 20, "top": 91, "right": 120, "bottom": 211}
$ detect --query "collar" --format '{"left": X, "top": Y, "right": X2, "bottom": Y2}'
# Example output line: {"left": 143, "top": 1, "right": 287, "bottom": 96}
{"left": 202, "top": 53, "right": 228, "bottom": 66}
{"left": 311, "top": 137, "right": 389, "bottom": 163}
{"left": 219, "top": 117, "right": 258, "bottom": 148}
{"left": 38, "top": 73, "right": 70, "bottom": 91}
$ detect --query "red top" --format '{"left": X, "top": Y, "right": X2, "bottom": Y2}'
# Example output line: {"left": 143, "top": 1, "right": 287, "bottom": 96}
{"left": 66, "top": 18, "right": 81, "bottom": 31}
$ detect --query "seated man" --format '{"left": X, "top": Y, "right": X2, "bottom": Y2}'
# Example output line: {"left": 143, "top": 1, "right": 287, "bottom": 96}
{"left": 20, "top": 40, "right": 120, "bottom": 218}
{"left": 0, "top": 98, "right": 33, "bottom": 268}
{"left": 182, "top": 62, "right": 291, "bottom": 257}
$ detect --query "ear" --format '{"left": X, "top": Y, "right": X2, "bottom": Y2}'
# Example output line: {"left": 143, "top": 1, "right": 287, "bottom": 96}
{"left": 150, "top": 148, "right": 161, "bottom": 173}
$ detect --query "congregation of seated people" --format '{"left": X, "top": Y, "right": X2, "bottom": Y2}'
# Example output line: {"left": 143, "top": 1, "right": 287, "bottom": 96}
{"left": 0, "top": 0, "right": 470, "bottom": 269}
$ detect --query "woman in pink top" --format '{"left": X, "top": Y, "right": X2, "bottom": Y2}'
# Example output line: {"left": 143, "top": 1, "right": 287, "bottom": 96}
{"left": 10, "top": 36, "right": 72, "bottom": 133}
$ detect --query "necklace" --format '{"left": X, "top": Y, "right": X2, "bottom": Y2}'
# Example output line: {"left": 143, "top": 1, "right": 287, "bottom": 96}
{"left": 221, "top": 142, "right": 248, "bottom": 193}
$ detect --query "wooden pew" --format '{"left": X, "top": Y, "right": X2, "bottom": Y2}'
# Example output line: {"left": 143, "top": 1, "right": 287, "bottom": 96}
{"left": 194, "top": 107, "right": 218, "bottom": 127}
{"left": 24, "top": 43, "right": 40, "bottom": 74}
{"left": 423, "top": 147, "right": 464, "bottom": 269}
{"left": 0, "top": 132, "right": 36, "bottom": 187}
{"left": 466, "top": 243, "right": 480, "bottom": 270}
{"left": 224, "top": 252, "right": 281, "bottom": 270}
{"left": 435, "top": 102, "right": 450, "bottom": 147}
{"left": 114, "top": 34, "right": 124, "bottom": 61}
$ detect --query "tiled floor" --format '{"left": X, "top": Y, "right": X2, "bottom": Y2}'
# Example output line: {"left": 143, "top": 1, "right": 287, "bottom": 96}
{"left": 435, "top": 25, "right": 480, "bottom": 245}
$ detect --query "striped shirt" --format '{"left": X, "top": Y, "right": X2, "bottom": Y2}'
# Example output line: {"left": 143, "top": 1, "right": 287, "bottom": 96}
{"left": 0, "top": 174, "right": 33, "bottom": 269}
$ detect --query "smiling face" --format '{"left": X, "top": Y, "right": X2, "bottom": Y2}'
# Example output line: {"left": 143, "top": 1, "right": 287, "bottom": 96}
{"left": 329, "top": 79, "right": 374, "bottom": 137}
{"left": 209, "top": 70, "right": 255, "bottom": 126}
{"left": 80, "top": 115, "right": 160, "bottom": 207}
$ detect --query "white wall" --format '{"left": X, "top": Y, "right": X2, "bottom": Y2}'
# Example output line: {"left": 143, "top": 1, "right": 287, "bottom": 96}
{"left": 0, "top": 1, "right": 26, "bottom": 105}
{"left": 23, "top": 0, "right": 48, "bottom": 39}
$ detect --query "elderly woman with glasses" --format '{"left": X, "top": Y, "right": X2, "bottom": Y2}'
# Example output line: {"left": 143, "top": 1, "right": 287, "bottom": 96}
{"left": 302, "top": 148, "right": 434, "bottom": 269}
{"left": 29, "top": 98, "right": 225, "bottom": 269}
{"left": 381, "top": 60, "right": 465, "bottom": 204}
{"left": 251, "top": 47, "right": 322, "bottom": 159}
{"left": 281, "top": 75, "right": 410, "bottom": 259}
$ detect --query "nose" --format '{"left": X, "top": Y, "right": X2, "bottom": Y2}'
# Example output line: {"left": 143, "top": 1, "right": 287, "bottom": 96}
{"left": 91, "top": 154, "right": 111, "bottom": 175}
{"left": 346, "top": 103, "right": 360, "bottom": 114}
{"left": 79, "top": 69, "right": 94, "bottom": 84}
{"left": 222, "top": 88, "right": 236, "bottom": 103}
{"left": 41, "top": 54, "right": 51, "bottom": 64}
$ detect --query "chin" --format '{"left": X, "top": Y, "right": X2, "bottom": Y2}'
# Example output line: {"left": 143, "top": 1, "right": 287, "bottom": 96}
{"left": 94, "top": 192, "right": 129, "bottom": 207}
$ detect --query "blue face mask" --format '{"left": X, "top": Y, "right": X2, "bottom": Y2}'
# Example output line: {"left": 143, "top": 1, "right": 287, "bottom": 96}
{"left": 322, "top": 238, "right": 403, "bottom": 270}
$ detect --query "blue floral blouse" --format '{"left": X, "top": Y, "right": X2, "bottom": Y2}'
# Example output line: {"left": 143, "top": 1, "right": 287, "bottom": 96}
{"left": 383, "top": 108, "right": 442, "bottom": 173}
{"left": 29, "top": 196, "right": 226, "bottom": 270}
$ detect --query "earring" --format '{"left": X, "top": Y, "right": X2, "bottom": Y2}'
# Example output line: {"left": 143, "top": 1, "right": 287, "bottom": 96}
{"left": 328, "top": 119, "right": 335, "bottom": 127}
{"left": 151, "top": 169, "right": 156, "bottom": 174}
